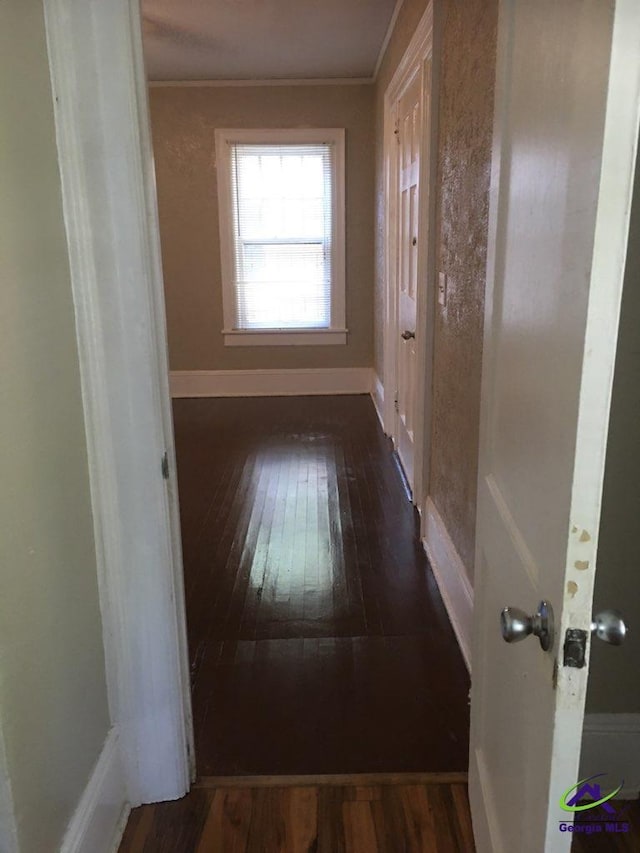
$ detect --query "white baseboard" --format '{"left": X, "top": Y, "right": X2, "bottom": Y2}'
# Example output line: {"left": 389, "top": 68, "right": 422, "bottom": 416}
{"left": 580, "top": 714, "right": 640, "bottom": 799}
{"left": 371, "top": 372, "right": 385, "bottom": 429}
{"left": 422, "top": 497, "right": 474, "bottom": 672}
{"left": 60, "top": 728, "right": 129, "bottom": 853}
{"left": 170, "top": 367, "right": 374, "bottom": 398}
{"left": 0, "top": 729, "right": 17, "bottom": 853}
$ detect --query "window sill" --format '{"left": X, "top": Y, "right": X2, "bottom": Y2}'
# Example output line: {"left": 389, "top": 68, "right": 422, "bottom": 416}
{"left": 222, "top": 329, "right": 348, "bottom": 347}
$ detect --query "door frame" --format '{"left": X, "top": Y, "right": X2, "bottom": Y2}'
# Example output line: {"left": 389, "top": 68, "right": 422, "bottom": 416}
{"left": 382, "top": 2, "right": 437, "bottom": 507}
{"left": 43, "top": 0, "right": 193, "bottom": 806}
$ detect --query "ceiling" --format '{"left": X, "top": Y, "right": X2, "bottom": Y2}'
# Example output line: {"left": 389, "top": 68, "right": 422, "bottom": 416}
{"left": 141, "top": 0, "right": 398, "bottom": 82}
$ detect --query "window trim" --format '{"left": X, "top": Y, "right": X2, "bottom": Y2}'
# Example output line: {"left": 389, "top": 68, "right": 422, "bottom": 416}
{"left": 215, "top": 127, "right": 347, "bottom": 346}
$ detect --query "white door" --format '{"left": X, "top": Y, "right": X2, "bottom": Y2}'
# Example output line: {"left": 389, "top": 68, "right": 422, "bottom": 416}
{"left": 394, "top": 68, "right": 424, "bottom": 490}
{"left": 469, "top": 1, "right": 640, "bottom": 851}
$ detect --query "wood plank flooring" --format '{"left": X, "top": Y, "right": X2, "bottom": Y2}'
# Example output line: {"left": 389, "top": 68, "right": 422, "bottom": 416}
{"left": 172, "top": 395, "right": 470, "bottom": 775}
{"left": 118, "top": 779, "right": 476, "bottom": 852}
{"left": 117, "top": 394, "right": 640, "bottom": 850}
{"left": 117, "top": 781, "right": 640, "bottom": 852}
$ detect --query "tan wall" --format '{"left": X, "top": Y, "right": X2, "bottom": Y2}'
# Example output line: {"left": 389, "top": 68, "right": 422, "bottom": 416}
{"left": 149, "top": 85, "right": 375, "bottom": 371}
{"left": 586, "top": 156, "right": 640, "bottom": 714}
{"left": 0, "top": 3, "right": 111, "bottom": 851}
{"left": 374, "top": 0, "right": 498, "bottom": 579}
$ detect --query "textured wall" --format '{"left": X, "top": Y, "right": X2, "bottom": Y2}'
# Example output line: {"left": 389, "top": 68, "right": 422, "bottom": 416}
{"left": 149, "top": 85, "right": 375, "bottom": 371}
{"left": 429, "top": 0, "right": 498, "bottom": 577}
{"left": 0, "top": 2, "right": 111, "bottom": 850}
{"left": 586, "top": 156, "right": 640, "bottom": 714}
{"left": 374, "top": 0, "right": 497, "bottom": 580}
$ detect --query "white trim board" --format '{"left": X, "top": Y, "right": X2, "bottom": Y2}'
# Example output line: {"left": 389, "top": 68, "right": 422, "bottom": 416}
{"left": 371, "top": 373, "right": 385, "bottom": 430}
{"left": 44, "top": 0, "right": 192, "bottom": 806}
{"left": 170, "top": 368, "right": 374, "bottom": 398}
{"left": 214, "top": 128, "right": 346, "bottom": 344}
{"left": 60, "top": 729, "right": 129, "bottom": 853}
{"left": 0, "top": 726, "right": 17, "bottom": 853}
{"left": 149, "top": 77, "right": 373, "bottom": 88}
{"left": 222, "top": 330, "right": 348, "bottom": 347}
{"left": 580, "top": 714, "right": 640, "bottom": 799}
{"left": 422, "top": 497, "right": 474, "bottom": 672}
{"left": 381, "top": 3, "right": 436, "bottom": 507}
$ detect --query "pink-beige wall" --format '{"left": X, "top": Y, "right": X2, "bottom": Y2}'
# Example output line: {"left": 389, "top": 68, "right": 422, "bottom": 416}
{"left": 149, "top": 84, "right": 375, "bottom": 371}
{"left": 374, "top": 0, "right": 498, "bottom": 580}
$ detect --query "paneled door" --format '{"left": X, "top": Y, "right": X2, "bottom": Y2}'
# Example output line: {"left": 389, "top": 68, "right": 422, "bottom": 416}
{"left": 394, "top": 66, "right": 426, "bottom": 492}
{"left": 469, "top": 1, "right": 640, "bottom": 850}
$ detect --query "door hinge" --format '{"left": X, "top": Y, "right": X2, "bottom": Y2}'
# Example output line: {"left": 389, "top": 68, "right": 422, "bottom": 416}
{"left": 161, "top": 451, "right": 169, "bottom": 480}
{"left": 394, "top": 120, "right": 400, "bottom": 143}
{"left": 394, "top": 394, "right": 399, "bottom": 413}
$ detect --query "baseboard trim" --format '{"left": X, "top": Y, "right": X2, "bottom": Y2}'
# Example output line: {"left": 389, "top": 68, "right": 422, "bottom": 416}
{"left": 60, "top": 728, "right": 129, "bottom": 853}
{"left": 170, "top": 368, "right": 374, "bottom": 398}
{"left": 580, "top": 714, "right": 640, "bottom": 799}
{"left": 422, "top": 497, "right": 474, "bottom": 672}
{"left": 371, "top": 372, "right": 385, "bottom": 430}
{"left": 195, "top": 771, "right": 468, "bottom": 789}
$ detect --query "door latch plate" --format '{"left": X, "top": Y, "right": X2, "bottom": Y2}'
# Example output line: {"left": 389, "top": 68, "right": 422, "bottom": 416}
{"left": 563, "top": 628, "right": 588, "bottom": 668}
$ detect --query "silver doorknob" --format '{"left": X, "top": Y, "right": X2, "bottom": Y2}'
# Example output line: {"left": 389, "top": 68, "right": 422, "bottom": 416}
{"left": 500, "top": 600, "right": 554, "bottom": 651}
{"left": 591, "top": 609, "right": 627, "bottom": 646}
{"left": 401, "top": 330, "right": 415, "bottom": 340}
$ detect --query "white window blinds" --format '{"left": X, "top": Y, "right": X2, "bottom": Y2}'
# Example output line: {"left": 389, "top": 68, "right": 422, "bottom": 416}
{"left": 229, "top": 143, "right": 334, "bottom": 330}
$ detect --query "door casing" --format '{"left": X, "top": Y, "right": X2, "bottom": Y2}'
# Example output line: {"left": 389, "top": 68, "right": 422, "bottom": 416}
{"left": 382, "top": 2, "right": 437, "bottom": 508}
{"left": 43, "top": 0, "right": 193, "bottom": 807}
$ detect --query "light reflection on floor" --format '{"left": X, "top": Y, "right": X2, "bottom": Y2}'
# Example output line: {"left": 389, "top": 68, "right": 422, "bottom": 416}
{"left": 235, "top": 442, "right": 346, "bottom": 631}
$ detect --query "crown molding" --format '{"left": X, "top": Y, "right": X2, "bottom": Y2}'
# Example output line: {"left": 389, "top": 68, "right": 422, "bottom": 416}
{"left": 148, "top": 76, "right": 374, "bottom": 88}
{"left": 373, "top": 0, "right": 405, "bottom": 81}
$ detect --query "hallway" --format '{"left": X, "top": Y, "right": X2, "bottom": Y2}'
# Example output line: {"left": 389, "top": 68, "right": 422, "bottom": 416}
{"left": 173, "top": 394, "right": 470, "bottom": 776}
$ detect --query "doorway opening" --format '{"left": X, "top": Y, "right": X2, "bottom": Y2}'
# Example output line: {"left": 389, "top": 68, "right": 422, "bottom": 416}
{"left": 141, "top": 0, "right": 470, "bottom": 782}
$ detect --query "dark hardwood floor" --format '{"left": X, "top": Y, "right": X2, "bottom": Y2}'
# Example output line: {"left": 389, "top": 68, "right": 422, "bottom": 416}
{"left": 118, "top": 779, "right": 475, "bottom": 852}
{"left": 118, "top": 394, "right": 640, "bottom": 851}
{"left": 173, "top": 395, "right": 470, "bottom": 775}
{"left": 117, "top": 782, "right": 640, "bottom": 852}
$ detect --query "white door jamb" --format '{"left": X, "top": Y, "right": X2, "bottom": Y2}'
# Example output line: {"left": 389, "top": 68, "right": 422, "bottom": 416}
{"left": 44, "top": 0, "right": 193, "bottom": 806}
{"left": 382, "top": 3, "right": 436, "bottom": 508}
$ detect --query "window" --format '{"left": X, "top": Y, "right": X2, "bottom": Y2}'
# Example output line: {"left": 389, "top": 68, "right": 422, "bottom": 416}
{"left": 215, "top": 129, "right": 346, "bottom": 346}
